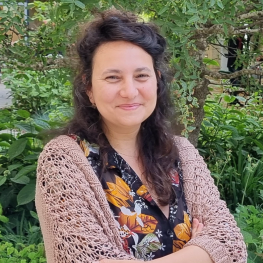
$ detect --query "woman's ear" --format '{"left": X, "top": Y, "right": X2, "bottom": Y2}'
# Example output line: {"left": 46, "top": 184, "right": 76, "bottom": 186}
{"left": 86, "top": 89, "right": 94, "bottom": 104}
{"left": 157, "top": 70, "right": 161, "bottom": 78}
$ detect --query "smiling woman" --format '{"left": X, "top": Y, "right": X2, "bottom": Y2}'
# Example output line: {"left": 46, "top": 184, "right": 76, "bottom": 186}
{"left": 88, "top": 41, "right": 157, "bottom": 131}
{"left": 35, "top": 9, "right": 247, "bottom": 263}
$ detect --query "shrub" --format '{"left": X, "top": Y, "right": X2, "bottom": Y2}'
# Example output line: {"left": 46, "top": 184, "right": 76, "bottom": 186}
{"left": 198, "top": 94, "right": 263, "bottom": 210}
{"left": 0, "top": 107, "right": 71, "bottom": 246}
{"left": 234, "top": 204, "right": 263, "bottom": 263}
{"left": 2, "top": 69, "right": 72, "bottom": 113}
{"left": 0, "top": 241, "right": 46, "bottom": 263}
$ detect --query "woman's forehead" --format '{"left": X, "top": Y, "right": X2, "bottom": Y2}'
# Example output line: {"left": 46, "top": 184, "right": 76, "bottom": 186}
{"left": 92, "top": 41, "right": 154, "bottom": 73}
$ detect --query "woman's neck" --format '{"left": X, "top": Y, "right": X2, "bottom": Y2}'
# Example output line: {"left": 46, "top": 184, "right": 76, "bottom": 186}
{"left": 103, "top": 124, "right": 140, "bottom": 158}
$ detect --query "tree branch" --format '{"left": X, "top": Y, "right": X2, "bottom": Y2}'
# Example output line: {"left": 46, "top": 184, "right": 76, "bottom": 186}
{"left": 238, "top": 11, "right": 263, "bottom": 20}
{"left": 192, "top": 23, "right": 263, "bottom": 40}
{"left": 204, "top": 68, "right": 263, "bottom": 80}
{"left": 234, "top": 28, "right": 263, "bottom": 34}
{"left": 235, "top": 19, "right": 263, "bottom": 29}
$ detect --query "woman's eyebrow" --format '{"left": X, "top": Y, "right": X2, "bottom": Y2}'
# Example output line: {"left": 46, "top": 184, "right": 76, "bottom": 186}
{"left": 102, "top": 69, "right": 122, "bottom": 75}
{"left": 102, "top": 67, "right": 151, "bottom": 75}
{"left": 135, "top": 67, "right": 151, "bottom": 72}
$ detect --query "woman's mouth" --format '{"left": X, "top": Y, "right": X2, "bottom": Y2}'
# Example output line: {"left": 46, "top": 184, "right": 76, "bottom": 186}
{"left": 117, "top": 103, "right": 141, "bottom": 110}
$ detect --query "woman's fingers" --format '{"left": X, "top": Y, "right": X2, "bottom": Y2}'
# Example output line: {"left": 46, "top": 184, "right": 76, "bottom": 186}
{"left": 191, "top": 218, "right": 204, "bottom": 238}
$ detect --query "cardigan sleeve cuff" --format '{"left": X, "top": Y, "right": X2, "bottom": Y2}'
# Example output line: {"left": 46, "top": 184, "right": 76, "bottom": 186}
{"left": 184, "top": 235, "right": 234, "bottom": 263}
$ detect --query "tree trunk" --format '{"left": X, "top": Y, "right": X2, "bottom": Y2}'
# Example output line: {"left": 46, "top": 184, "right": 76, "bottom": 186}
{"left": 188, "top": 78, "right": 210, "bottom": 147}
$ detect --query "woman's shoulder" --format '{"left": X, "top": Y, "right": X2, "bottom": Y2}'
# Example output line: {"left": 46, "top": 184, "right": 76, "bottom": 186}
{"left": 173, "top": 136, "right": 200, "bottom": 160}
{"left": 173, "top": 135, "right": 192, "bottom": 147}
{"left": 39, "top": 135, "right": 86, "bottom": 164}
{"left": 43, "top": 134, "right": 79, "bottom": 149}
{"left": 173, "top": 136, "right": 209, "bottom": 179}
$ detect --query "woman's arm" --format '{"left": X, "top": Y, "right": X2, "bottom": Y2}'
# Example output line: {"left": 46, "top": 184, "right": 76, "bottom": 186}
{"left": 100, "top": 245, "right": 212, "bottom": 263}
{"left": 174, "top": 137, "right": 247, "bottom": 263}
{"left": 36, "top": 136, "right": 135, "bottom": 263}
{"left": 99, "top": 219, "right": 209, "bottom": 263}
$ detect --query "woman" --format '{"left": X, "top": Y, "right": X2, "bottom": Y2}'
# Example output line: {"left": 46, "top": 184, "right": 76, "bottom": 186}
{"left": 35, "top": 9, "right": 247, "bottom": 263}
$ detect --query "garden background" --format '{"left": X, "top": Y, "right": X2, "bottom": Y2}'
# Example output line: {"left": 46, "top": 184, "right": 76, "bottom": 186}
{"left": 0, "top": 0, "right": 262, "bottom": 262}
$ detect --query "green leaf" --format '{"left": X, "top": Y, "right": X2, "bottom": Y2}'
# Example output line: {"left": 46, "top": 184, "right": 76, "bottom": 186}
{"left": 17, "top": 183, "right": 36, "bottom": 206}
{"left": 0, "top": 12, "right": 8, "bottom": 18}
{"left": 223, "top": 95, "right": 236, "bottom": 103}
{"left": 30, "top": 210, "right": 39, "bottom": 220}
{"left": 235, "top": 96, "right": 246, "bottom": 102}
{"left": 75, "top": 0, "right": 85, "bottom": 9}
{"left": 0, "top": 176, "right": 7, "bottom": 187}
{"left": 8, "top": 138, "right": 28, "bottom": 160}
{"left": 8, "top": 163, "right": 24, "bottom": 172}
{"left": 0, "top": 133, "right": 15, "bottom": 141}
{"left": 209, "top": 0, "right": 215, "bottom": 7}
{"left": 24, "top": 154, "right": 39, "bottom": 161}
{"left": 187, "top": 126, "right": 196, "bottom": 132}
{"left": 14, "top": 24, "right": 24, "bottom": 35}
{"left": 158, "top": 5, "right": 169, "bottom": 15}
{"left": 241, "top": 230, "right": 254, "bottom": 243}
{"left": 11, "top": 176, "right": 30, "bottom": 184}
{"left": 203, "top": 58, "right": 220, "bottom": 66}
{"left": 16, "top": 109, "right": 30, "bottom": 119}
{"left": 217, "top": 0, "right": 224, "bottom": 9}
{"left": 188, "top": 15, "right": 199, "bottom": 24}
{"left": 7, "top": 246, "right": 14, "bottom": 256}
{"left": 15, "top": 122, "right": 37, "bottom": 134}
{"left": 14, "top": 164, "right": 37, "bottom": 179}
{"left": 0, "top": 215, "right": 9, "bottom": 223}
{"left": 203, "top": 120, "right": 214, "bottom": 127}
{"left": 0, "top": 141, "right": 10, "bottom": 147}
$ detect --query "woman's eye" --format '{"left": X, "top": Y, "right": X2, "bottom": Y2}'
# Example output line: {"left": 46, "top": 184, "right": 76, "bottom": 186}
{"left": 105, "top": 76, "right": 120, "bottom": 82}
{"left": 136, "top": 74, "right": 149, "bottom": 80}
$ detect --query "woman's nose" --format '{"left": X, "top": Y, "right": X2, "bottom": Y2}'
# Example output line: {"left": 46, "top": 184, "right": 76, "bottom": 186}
{"left": 119, "top": 78, "right": 139, "bottom": 99}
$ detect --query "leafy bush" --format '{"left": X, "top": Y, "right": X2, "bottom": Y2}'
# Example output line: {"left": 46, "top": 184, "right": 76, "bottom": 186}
{"left": 2, "top": 69, "right": 72, "bottom": 113}
{"left": 0, "top": 241, "right": 46, "bottom": 263}
{"left": 234, "top": 204, "right": 263, "bottom": 263}
{"left": 0, "top": 107, "right": 71, "bottom": 245}
{"left": 198, "top": 94, "right": 263, "bottom": 210}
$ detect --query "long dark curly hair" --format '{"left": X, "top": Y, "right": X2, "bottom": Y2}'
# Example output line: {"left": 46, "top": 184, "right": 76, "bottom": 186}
{"left": 63, "top": 9, "right": 179, "bottom": 206}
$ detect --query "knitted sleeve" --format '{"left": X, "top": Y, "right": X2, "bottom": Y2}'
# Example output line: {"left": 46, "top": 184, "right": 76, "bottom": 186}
{"left": 174, "top": 137, "right": 247, "bottom": 263}
{"left": 35, "top": 136, "right": 134, "bottom": 263}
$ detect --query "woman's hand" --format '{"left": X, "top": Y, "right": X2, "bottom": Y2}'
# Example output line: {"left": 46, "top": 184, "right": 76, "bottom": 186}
{"left": 191, "top": 218, "right": 204, "bottom": 238}
{"left": 99, "top": 218, "right": 204, "bottom": 263}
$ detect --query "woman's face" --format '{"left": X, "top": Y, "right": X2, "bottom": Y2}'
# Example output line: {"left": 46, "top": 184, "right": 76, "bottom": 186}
{"left": 88, "top": 40, "right": 158, "bottom": 132}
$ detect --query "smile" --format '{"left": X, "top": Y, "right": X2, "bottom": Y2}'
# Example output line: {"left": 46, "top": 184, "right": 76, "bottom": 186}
{"left": 117, "top": 104, "right": 141, "bottom": 110}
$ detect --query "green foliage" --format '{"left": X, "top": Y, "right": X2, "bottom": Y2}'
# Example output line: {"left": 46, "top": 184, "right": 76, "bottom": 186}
{"left": 1, "top": 0, "right": 263, "bottom": 143}
{"left": 0, "top": 0, "right": 92, "bottom": 70}
{"left": 2, "top": 69, "right": 72, "bottom": 112}
{"left": 107, "top": 0, "right": 263, "bottom": 143}
{"left": 235, "top": 204, "right": 263, "bottom": 263}
{"left": 0, "top": 106, "right": 71, "bottom": 245}
{"left": 0, "top": 204, "right": 9, "bottom": 224}
{"left": 1, "top": 0, "right": 263, "bottom": 259}
{"left": 198, "top": 94, "right": 263, "bottom": 209}
{"left": 0, "top": 241, "right": 46, "bottom": 263}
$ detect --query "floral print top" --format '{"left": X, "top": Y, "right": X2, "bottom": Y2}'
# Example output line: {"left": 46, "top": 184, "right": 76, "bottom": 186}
{"left": 70, "top": 135, "right": 192, "bottom": 261}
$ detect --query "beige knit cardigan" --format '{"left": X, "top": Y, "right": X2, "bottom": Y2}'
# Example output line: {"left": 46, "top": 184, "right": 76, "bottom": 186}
{"left": 35, "top": 135, "right": 247, "bottom": 263}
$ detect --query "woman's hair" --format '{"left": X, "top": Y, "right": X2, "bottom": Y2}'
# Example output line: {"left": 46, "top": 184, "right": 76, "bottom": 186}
{"left": 64, "top": 9, "right": 178, "bottom": 206}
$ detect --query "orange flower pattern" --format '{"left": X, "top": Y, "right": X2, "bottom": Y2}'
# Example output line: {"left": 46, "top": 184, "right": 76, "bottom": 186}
{"left": 70, "top": 135, "right": 192, "bottom": 261}
{"left": 105, "top": 177, "right": 133, "bottom": 208}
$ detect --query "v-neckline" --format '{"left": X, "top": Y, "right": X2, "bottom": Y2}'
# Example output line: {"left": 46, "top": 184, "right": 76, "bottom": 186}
{"left": 109, "top": 149, "right": 171, "bottom": 220}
